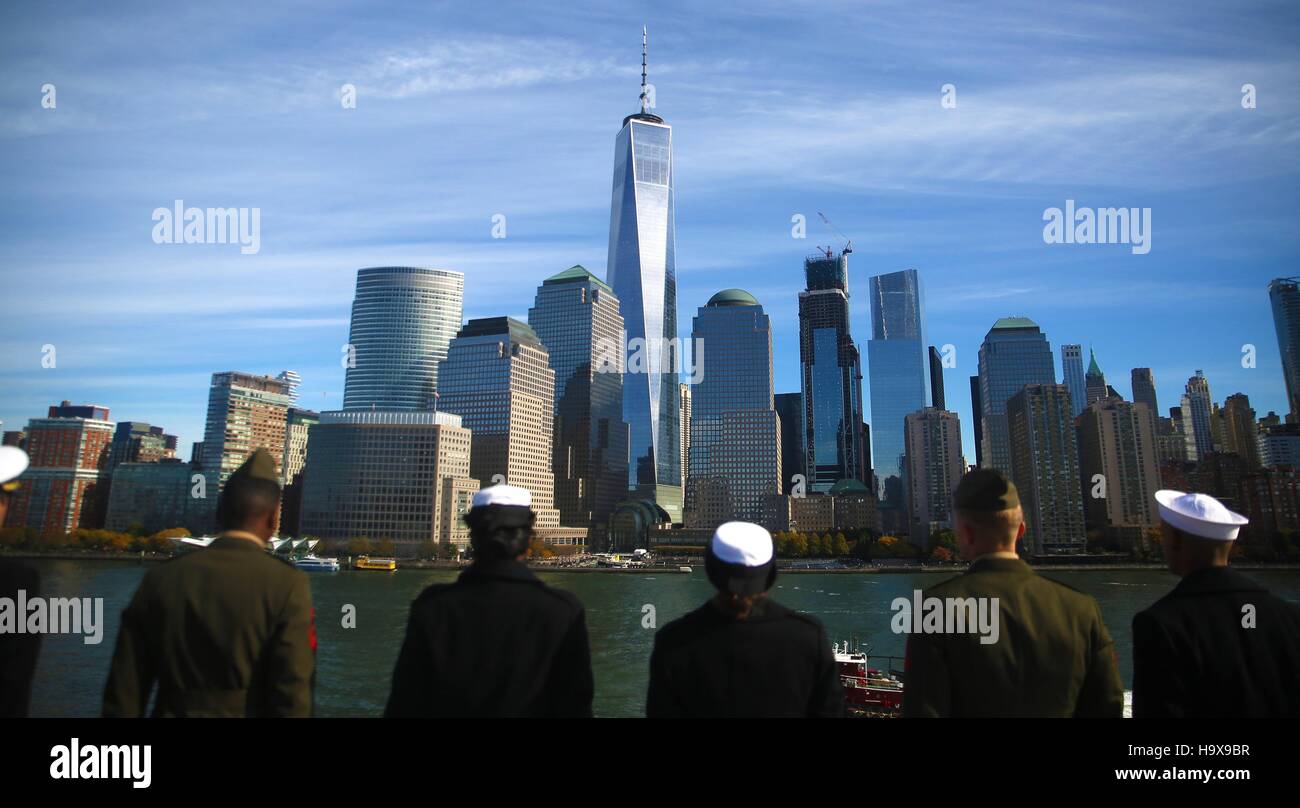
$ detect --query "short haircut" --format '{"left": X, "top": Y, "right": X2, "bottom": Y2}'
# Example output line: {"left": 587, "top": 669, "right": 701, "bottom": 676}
{"left": 216, "top": 476, "right": 281, "bottom": 531}
{"left": 955, "top": 505, "right": 1023, "bottom": 544}
{"left": 465, "top": 506, "right": 535, "bottom": 560}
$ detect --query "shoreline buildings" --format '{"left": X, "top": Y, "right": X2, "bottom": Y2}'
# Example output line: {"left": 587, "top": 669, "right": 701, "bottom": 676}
{"left": 684, "top": 289, "right": 781, "bottom": 528}
{"left": 798, "top": 249, "right": 867, "bottom": 494}
{"left": 528, "top": 266, "right": 628, "bottom": 531}
{"left": 4, "top": 402, "right": 113, "bottom": 533}
{"left": 438, "top": 317, "right": 561, "bottom": 528}
{"left": 867, "top": 268, "right": 929, "bottom": 503}
{"left": 606, "top": 30, "right": 682, "bottom": 521}
{"left": 342, "top": 266, "right": 464, "bottom": 411}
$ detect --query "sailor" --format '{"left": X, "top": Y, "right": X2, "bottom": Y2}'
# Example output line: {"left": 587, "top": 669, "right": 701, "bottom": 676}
{"left": 903, "top": 469, "right": 1124, "bottom": 717}
{"left": 646, "top": 521, "right": 844, "bottom": 717}
{"left": 103, "top": 448, "right": 316, "bottom": 717}
{"left": 1132, "top": 490, "right": 1300, "bottom": 718}
{"left": 0, "top": 446, "right": 41, "bottom": 717}
{"left": 385, "top": 484, "right": 593, "bottom": 717}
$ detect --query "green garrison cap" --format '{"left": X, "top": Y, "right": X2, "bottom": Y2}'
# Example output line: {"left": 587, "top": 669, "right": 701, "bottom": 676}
{"left": 954, "top": 468, "right": 1020, "bottom": 512}
{"left": 229, "top": 448, "right": 280, "bottom": 486}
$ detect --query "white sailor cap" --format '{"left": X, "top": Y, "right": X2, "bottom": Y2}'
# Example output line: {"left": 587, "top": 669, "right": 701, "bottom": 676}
{"left": 471, "top": 484, "right": 532, "bottom": 509}
{"left": 1154, "top": 490, "right": 1248, "bottom": 541}
{"left": 710, "top": 521, "right": 775, "bottom": 567}
{"left": 0, "top": 446, "right": 29, "bottom": 487}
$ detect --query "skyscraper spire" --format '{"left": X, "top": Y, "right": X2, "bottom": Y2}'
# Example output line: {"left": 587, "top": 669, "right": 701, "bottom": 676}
{"left": 640, "top": 26, "right": 648, "bottom": 113}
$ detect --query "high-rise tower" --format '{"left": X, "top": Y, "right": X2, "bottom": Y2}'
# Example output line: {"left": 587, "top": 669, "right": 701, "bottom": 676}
{"left": 867, "top": 268, "right": 929, "bottom": 501}
{"left": 342, "top": 267, "right": 464, "bottom": 411}
{"left": 606, "top": 27, "right": 681, "bottom": 520}
{"left": 799, "top": 250, "right": 867, "bottom": 493}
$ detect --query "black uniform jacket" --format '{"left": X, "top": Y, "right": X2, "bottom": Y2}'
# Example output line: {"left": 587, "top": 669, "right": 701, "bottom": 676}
{"left": 1132, "top": 566, "right": 1300, "bottom": 718}
{"left": 103, "top": 533, "right": 316, "bottom": 717}
{"left": 646, "top": 597, "right": 845, "bottom": 718}
{"left": 903, "top": 555, "right": 1124, "bottom": 717}
{"left": 385, "top": 557, "right": 593, "bottom": 718}
{"left": 0, "top": 559, "right": 41, "bottom": 717}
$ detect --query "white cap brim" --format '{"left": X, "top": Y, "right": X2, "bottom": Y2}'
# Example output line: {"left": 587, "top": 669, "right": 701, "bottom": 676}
{"left": 1155, "top": 489, "right": 1248, "bottom": 541}
{"left": 471, "top": 484, "right": 531, "bottom": 509}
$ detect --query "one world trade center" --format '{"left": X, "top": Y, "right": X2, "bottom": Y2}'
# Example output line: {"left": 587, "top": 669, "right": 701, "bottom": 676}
{"left": 606, "top": 27, "right": 682, "bottom": 521}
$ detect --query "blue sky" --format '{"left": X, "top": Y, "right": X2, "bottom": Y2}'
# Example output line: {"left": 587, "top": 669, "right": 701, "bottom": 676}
{"left": 1, "top": 0, "right": 1298, "bottom": 465}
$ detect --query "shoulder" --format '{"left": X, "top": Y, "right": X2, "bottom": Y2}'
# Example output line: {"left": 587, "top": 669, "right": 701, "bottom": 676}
{"left": 1033, "top": 572, "right": 1103, "bottom": 612}
{"left": 654, "top": 604, "right": 714, "bottom": 648}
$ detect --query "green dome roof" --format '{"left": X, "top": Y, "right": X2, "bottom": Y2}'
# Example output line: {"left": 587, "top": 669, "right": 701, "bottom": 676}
{"left": 829, "top": 478, "right": 871, "bottom": 496}
{"left": 707, "top": 288, "right": 759, "bottom": 307}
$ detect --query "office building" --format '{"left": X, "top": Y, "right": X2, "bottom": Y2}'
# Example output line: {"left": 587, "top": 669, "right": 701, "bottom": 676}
{"left": 903, "top": 408, "right": 964, "bottom": 545}
{"left": 1061, "top": 344, "right": 1086, "bottom": 419}
{"left": 867, "top": 268, "right": 929, "bottom": 502}
{"left": 5, "top": 402, "right": 114, "bottom": 533}
{"left": 1077, "top": 397, "right": 1160, "bottom": 547}
{"left": 1007, "top": 384, "right": 1085, "bottom": 554}
{"left": 979, "top": 318, "right": 1056, "bottom": 475}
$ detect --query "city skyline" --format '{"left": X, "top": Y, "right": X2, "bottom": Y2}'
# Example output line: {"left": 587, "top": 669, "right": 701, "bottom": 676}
{"left": 2, "top": 2, "right": 1299, "bottom": 470}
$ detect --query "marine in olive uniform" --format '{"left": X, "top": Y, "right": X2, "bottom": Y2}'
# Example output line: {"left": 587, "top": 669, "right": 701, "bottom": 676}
{"left": 903, "top": 469, "right": 1124, "bottom": 718}
{"left": 103, "top": 449, "right": 315, "bottom": 717}
{"left": 1132, "top": 490, "right": 1300, "bottom": 718}
{"left": 646, "top": 521, "right": 844, "bottom": 718}
{"left": 385, "top": 485, "right": 593, "bottom": 718}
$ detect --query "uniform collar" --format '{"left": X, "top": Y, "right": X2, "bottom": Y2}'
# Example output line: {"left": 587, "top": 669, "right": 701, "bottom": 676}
{"left": 1172, "top": 565, "right": 1265, "bottom": 597}
{"left": 212, "top": 531, "right": 269, "bottom": 551}
{"left": 967, "top": 555, "right": 1033, "bottom": 576}
{"left": 459, "top": 557, "right": 538, "bottom": 584}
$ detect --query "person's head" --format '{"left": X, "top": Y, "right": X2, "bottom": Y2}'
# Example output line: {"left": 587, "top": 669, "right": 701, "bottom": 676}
{"left": 0, "top": 446, "right": 29, "bottom": 528}
{"left": 216, "top": 448, "right": 281, "bottom": 541}
{"left": 1153, "top": 490, "right": 1246, "bottom": 576}
{"left": 705, "top": 521, "right": 776, "bottom": 620}
{"left": 465, "top": 484, "right": 536, "bottom": 561}
{"left": 951, "top": 469, "right": 1025, "bottom": 561}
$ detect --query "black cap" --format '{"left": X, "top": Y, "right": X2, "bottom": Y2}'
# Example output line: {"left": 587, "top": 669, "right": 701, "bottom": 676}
{"left": 953, "top": 468, "right": 1019, "bottom": 512}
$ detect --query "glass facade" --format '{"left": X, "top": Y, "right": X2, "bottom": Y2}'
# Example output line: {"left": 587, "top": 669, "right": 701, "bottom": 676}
{"left": 867, "top": 268, "right": 929, "bottom": 502}
{"left": 607, "top": 113, "right": 681, "bottom": 518}
{"left": 1061, "top": 344, "right": 1086, "bottom": 419}
{"left": 798, "top": 252, "right": 867, "bottom": 493}
{"left": 1269, "top": 277, "right": 1300, "bottom": 419}
{"left": 343, "top": 267, "right": 464, "bottom": 411}
{"left": 527, "top": 266, "right": 628, "bottom": 528}
{"left": 684, "top": 290, "right": 780, "bottom": 527}
{"left": 977, "top": 318, "right": 1056, "bottom": 475}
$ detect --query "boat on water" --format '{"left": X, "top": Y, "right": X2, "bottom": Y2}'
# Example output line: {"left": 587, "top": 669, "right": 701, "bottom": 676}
{"left": 293, "top": 554, "right": 340, "bottom": 572}
{"left": 354, "top": 555, "right": 397, "bottom": 572}
{"left": 834, "top": 642, "right": 904, "bottom": 717}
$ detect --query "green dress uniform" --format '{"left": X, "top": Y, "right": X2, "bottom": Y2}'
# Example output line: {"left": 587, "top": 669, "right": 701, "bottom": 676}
{"left": 902, "top": 556, "right": 1124, "bottom": 718}
{"left": 102, "top": 532, "right": 316, "bottom": 717}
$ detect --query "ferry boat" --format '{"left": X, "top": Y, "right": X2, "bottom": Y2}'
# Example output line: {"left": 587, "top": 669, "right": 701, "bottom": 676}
{"left": 293, "top": 554, "right": 340, "bottom": 572}
{"left": 354, "top": 555, "right": 397, "bottom": 572}
{"left": 834, "top": 642, "right": 904, "bottom": 717}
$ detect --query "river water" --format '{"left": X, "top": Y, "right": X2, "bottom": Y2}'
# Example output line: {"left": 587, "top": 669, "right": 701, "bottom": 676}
{"left": 21, "top": 560, "right": 1300, "bottom": 718}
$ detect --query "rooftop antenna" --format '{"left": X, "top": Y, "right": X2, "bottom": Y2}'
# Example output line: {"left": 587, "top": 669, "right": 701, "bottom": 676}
{"left": 640, "top": 26, "right": 649, "bottom": 113}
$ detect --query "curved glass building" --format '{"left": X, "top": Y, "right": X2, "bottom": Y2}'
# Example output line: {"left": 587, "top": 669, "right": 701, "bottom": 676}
{"left": 342, "top": 266, "right": 464, "bottom": 411}
{"left": 606, "top": 40, "right": 681, "bottom": 520}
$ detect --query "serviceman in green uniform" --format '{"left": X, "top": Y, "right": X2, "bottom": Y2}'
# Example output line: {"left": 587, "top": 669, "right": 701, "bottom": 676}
{"left": 903, "top": 469, "right": 1123, "bottom": 717}
{"left": 1132, "top": 490, "right": 1300, "bottom": 717}
{"left": 103, "top": 449, "right": 315, "bottom": 717}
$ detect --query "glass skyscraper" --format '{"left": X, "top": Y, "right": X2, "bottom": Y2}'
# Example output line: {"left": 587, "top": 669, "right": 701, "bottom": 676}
{"left": 527, "top": 265, "right": 628, "bottom": 530}
{"left": 1061, "top": 344, "right": 1086, "bottom": 418}
{"left": 867, "top": 268, "right": 929, "bottom": 502}
{"left": 342, "top": 266, "right": 464, "bottom": 411}
{"left": 978, "top": 317, "right": 1056, "bottom": 475}
{"left": 606, "top": 41, "right": 681, "bottom": 520}
{"left": 798, "top": 251, "right": 867, "bottom": 493}
{"left": 684, "top": 290, "right": 780, "bottom": 528}
{"left": 1269, "top": 277, "right": 1300, "bottom": 420}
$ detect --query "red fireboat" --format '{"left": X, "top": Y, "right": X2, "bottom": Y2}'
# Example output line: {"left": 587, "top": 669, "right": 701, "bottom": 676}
{"left": 834, "top": 642, "right": 904, "bottom": 717}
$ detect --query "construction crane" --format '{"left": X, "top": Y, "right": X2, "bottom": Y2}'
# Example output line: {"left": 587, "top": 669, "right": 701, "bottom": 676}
{"left": 817, "top": 211, "right": 854, "bottom": 256}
